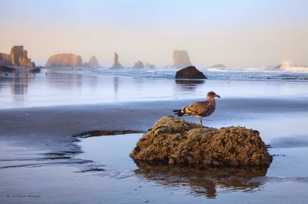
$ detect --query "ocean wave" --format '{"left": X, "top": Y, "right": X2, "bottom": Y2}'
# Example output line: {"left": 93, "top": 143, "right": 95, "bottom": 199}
{"left": 270, "top": 137, "right": 308, "bottom": 148}
{"left": 43, "top": 67, "right": 308, "bottom": 82}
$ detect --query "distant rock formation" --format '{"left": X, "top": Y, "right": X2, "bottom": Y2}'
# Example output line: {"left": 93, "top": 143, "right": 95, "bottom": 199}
{"left": 87, "top": 56, "right": 100, "bottom": 68}
{"left": 210, "top": 64, "right": 226, "bottom": 68}
{"left": 175, "top": 66, "right": 207, "bottom": 80}
{"left": 131, "top": 116, "right": 272, "bottom": 168}
{"left": 0, "top": 46, "right": 35, "bottom": 68}
{"left": 133, "top": 60, "right": 144, "bottom": 69}
{"left": 275, "top": 62, "right": 290, "bottom": 69}
{"left": 0, "top": 53, "right": 11, "bottom": 66}
{"left": 46, "top": 53, "right": 83, "bottom": 67}
{"left": 173, "top": 50, "right": 191, "bottom": 67}
{"left": 145, "top": 63, "right": 156, "bottom": 69}
{"left": 275, "top": 61, "right": 308, "bottom": 72}
{"left": 110, "top": 52, "right": 123, "bottom": 69}
{"left": 10, "top": 46, "right": 34, "bottom": 67}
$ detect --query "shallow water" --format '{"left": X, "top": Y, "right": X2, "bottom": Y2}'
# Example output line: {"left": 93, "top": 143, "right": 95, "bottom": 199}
{"left": 1, "top": 134, "right": 308, "bottom": 204}
{"left": 1, "top": 68, "right": 308, "bottom": 109}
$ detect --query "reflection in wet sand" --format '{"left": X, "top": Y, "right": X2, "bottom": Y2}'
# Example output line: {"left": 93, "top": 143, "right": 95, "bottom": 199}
{"left": 0, "top": 73, "right": 34, "bottom": 105}
{"left": 134, "top": 162, "right": 268, "bottom": 198}
{"left": 175, "top": 79, "right": 205, "bottom": 91}
{"left": 12, "top": 74, "right": 31, "bottom": 96}
{"left": 45, "top": 71, "right": 83, "bottom": 88}
{"left": 113, "top": 76, "right": 119, "bottom": 99}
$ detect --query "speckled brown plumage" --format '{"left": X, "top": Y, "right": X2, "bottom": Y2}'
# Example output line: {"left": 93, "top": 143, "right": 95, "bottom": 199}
{"left": 173, "top": 91, "right": 220, "bottom": 125}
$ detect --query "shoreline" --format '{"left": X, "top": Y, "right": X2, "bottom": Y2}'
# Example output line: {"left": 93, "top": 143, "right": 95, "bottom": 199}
{"left": 1, "top": 97, "right": 308, "bottom": 134}
{"left": 1, "top": 97, "right": 308, "bottom": 153}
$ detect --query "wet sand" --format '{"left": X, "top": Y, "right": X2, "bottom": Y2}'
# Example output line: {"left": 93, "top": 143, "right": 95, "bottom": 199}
{"left": 1, "top": 97, "right": 308, "bottom": 152}
{"left": 1, "top": 97, "right": 308, "bottom": 203}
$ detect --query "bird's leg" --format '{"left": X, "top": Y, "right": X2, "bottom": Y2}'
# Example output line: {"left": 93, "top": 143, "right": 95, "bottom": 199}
{"left": 200, "top": 118, "right": 203, "bottom": 126}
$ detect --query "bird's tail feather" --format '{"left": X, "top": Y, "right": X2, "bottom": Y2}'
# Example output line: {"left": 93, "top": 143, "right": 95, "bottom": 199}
{"left": 173, "top": 109, "right": 184, "bottom": 116}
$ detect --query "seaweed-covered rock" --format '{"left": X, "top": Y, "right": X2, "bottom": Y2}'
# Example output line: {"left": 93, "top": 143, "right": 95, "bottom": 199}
{"left": 130, "top": 116, "right": 272, "bottom": 168}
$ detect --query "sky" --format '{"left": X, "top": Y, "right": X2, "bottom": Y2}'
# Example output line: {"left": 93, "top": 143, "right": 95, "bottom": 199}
{"left": 0, "top": 0, "right": 308, "bottom": 66}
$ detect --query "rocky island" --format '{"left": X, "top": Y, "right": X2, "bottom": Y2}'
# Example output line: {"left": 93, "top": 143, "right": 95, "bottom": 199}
{"left": 133, "top": 60, "right": 144, "bottom": 69}
{"left": 46, "top": 53, "right": 83, "bottom": 67}
{"left": 0, "top": 45, "right": 38, "bottom": 76}
{"left": 0, "top": 45, "right": 35, "bottom": 68}
{"left": 175, "top": 66, "right": 207, "bottom": 80}
{"left": 84, "top": 56, "right": 100, "bottom": 68}
{"left": 131, "top": 116, "right": 272, "bottom": 168}
{"left": 275, "top": 61, "right": 308, "bottom": 72}
{"left": 210, "top": 64, "right": 226, "bottom": 68}
{"left": 88, "top": 56, "right": 99, "bottom": 67}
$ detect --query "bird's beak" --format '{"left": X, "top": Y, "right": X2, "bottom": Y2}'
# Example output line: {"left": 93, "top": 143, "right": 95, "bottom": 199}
{"left": 215, "top": 94, "right": 221, "bottom": 98}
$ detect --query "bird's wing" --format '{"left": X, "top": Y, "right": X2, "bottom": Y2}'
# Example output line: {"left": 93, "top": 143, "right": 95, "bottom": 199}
{"left": 183, "top": 101, "right": 209, "bottom": 115}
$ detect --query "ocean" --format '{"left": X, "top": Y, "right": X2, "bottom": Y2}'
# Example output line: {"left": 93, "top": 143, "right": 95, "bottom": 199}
{"left": 1, "top": 67, "right": 308, "bottom": 109}
{"left": 0, "top": 67, "right": 308, "bottom": 204}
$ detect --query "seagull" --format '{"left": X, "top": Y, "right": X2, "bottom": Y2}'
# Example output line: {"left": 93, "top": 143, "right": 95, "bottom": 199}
{"left": 173, "top": 91, "right": 220, "bottom": 126}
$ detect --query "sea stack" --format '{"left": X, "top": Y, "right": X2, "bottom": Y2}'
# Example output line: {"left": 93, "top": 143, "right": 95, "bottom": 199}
{"left": 0, "top": 45, "right": 35, "bottom": 68}
{"left": 145, "top": 63, "right": 155, "bottom": 69}
{"left": 133, "top": 60, "right": 144, "bottom": 69}
{"left": 0, "top": 53, "right": 11, "bottom": 66}
{"left": 173, "top": 50, "right": 191, "bottom": 67}
{"left": 46, "top": 53, "right": 83, "bottom": 67}
{"left": 275, "top": 62, "right": 291, "bottom": 70}
{"left": 87, "top": 56, "right": 100, "bottom": 68}
{"left": 110, "top": 52, "right": 123, "bottom": 69}
{"left": 210, "top": 64, "right": 226, "bottom": 68}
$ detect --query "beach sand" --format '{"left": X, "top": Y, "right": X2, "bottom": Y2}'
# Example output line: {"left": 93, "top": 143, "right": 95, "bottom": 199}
{"left": 1, "top": 97, "right": 308, "bottom": 151}
{"left": 1, "top": 98, "right": 308, "bottom": 204}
